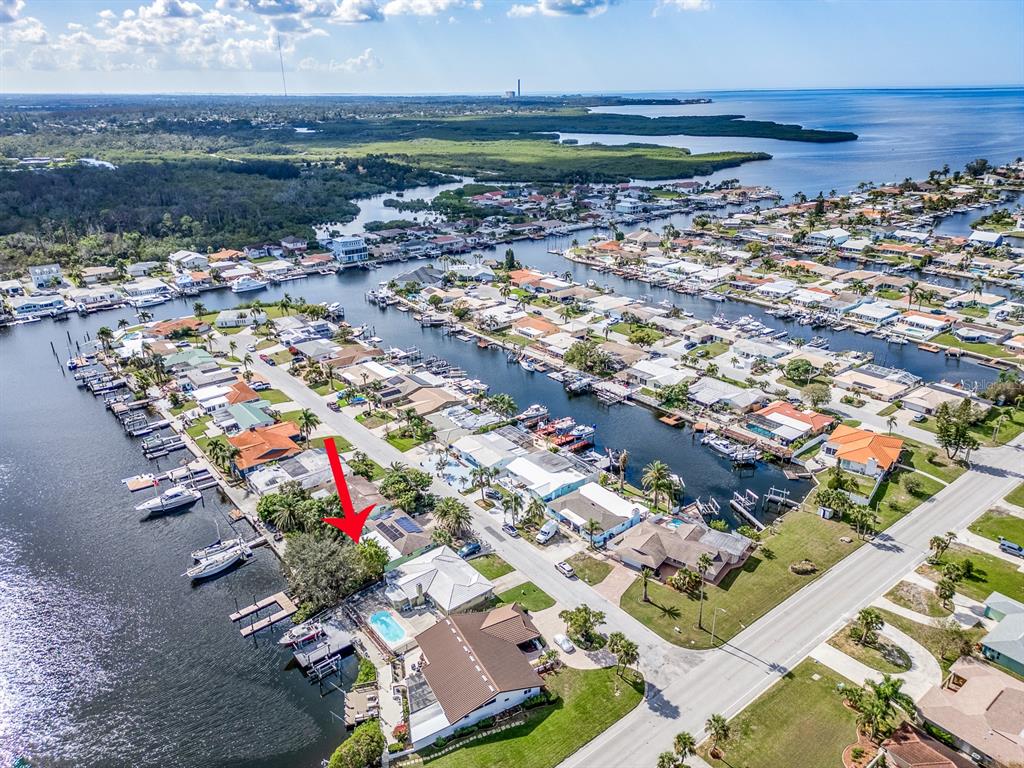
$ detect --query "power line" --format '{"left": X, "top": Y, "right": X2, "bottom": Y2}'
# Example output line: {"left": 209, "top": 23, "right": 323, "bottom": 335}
{"left": 276, "top": 33, "right": 288, "bottom": 97}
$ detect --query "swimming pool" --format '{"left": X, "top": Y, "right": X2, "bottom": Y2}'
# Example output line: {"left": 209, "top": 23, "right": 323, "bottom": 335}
{"left": 665, "top": 518, "right": 683, "bottom": 530}
{"left": 368, "top": 610, "right": 407, "bottom": 645}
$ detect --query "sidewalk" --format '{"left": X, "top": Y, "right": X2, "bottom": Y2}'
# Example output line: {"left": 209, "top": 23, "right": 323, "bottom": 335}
{"left": 955, "top": 529, "right": 1024, "bottom": 570}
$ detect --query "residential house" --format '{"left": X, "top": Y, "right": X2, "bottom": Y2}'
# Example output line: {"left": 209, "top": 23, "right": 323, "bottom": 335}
{"left": 66, "top": 287, "right": 121, "bottom": 307}
{"left": 407, "top": 605, "right": 543, "bottom": 749}
{"left": 81, "top": 265, "right": 117, "bottom": 284}
{"left": 547, "top": 482, "right": 647, "bottom": 547}
{"left": 848, "top": 301, "right": 901, "bottom": 326}
{"left": 806, "top": 227, "right": 850, "bottom": 246}
{"left": 745, "top": 401, "right": 835, "bottom": 445}
{"left": 0, "top": 279, "right": 24, "bottom": 296}
{"left": 981, "top": 593, "right": 1024, "bottom": 677}
{"left": 328, "top": 235, "right": 369, "bottom": 264}
{"left": 504, "top": 451, "right": 597, "bottom": 502}
{"left": 365, "top": 508, "right": 431, "bottom": 561}
{"left": 622, "top": 357, "right": 689, "bottom": 389}
{"left": 218, "top": 401, "right": 276, "bottom": 433}
{"left": 280, "top": 236, "right": 308, "bottom": 254}
{"left": 148, "top": 316, "right": 208, "bottom": 340}
{"left": 168, "top": 250, "right": 209, "bottom": 272}
{"left": 385, "top": 546, "right": 495, "bottom": 615}
{"left": 28, "top": 263, "right": 63, "bottom": 290}
{"left": 903, "top": 384, "right": 983, "bottom": 416}
{"left": 821, "top": 424, "right": 904, "bottom": 477}
{"left": 687, "top": 377, "right": 768, "bottom": 412}
{"left": 247, "top": 448, "right": 332, "bottom": 495}
{"left": 226, "top": 422, "right": 303, "bottom": 475}
{"left": 917, "top": 657, "right": 1024, "bottom": 768}
{"left": 7, "top": 295, "right": 66, "bottom": 317}
{"left": 609, "top": 520, "right": 752, "bottom": 585}
{"left": 833, "top": 363, "right": 921, "bottom": 402}
{"left": 215, "top": 308, "right": 267, "bottom": 328}
{"left": 881, "top": 722, "right": 976, "bottom": 768}
{"left": 122, "top": 277, "right": 172, "bottom": 299}
{"left": 125, "top": 261, "right": 160, "bottom": 277}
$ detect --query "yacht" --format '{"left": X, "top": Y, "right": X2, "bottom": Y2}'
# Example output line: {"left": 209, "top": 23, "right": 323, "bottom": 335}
{"left": 184, "top": 542, "right": 251, "bottom": 580}
{"left": 519, "top": 359, "right": 536, "bottom": 372}
{"left": 135, "top": 485, "right": 202, "bottom": 513}
{"left": 231, "top": 276, "right": 269, "bottom": 294}
{"left": 515, "top": 404, "right": 549, "bottom": 424}
{"left": 128, "top": 295, "right": 169, "bottom": 308}
{"left": 701, "top": 291, "right": 726, "bottom": 302}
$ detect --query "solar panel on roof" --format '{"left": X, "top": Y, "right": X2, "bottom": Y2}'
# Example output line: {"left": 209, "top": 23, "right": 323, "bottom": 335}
{"left": 377, "top": 522, "right": 402, "bottom": 541}
{"left": 396, "top": 517, "right": 423, "bottom": 534}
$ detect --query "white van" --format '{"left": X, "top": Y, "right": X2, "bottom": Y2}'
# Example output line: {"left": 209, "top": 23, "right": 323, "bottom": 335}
{"left": 536, "top": 519, "right": 559, "bottom": 545}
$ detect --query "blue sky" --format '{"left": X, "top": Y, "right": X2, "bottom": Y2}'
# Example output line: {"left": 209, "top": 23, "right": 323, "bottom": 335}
{"left": 1, "top": 0, "right": 1022, "bottom": 94}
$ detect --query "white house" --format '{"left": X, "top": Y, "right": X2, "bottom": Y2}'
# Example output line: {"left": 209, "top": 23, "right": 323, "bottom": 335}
{"left": 215, "top": 308, "right": 266, "bottom": 328}
{"left": 384, "top": 546, "right": 494, "bottom": 615}
{"left": 547, "top": 481, "right": 647, "bottom": 546}
{"left": 247, "top": 449, "right": 331, "bottom": 494}
{"left": 122, "top": 277, "right": 172, "bottom": 298}
{"left": 168, "top": 250, "right": 209, "bottom": 272}
{"left": 848, "top": 301, "right": 900, "bottom": 326}
{"left": 192, "top": 384, "right": 233, "bottom": 414}
{"left": 504, "top": 451, "right": 597, "bottom": 502}
{"left": 806, "top": 227, "right": 850, "bottom": 246}
{"left": 453, "top": 431, "right": 531, "bottom": 471}
{"left": 329, "top": 235, "right": 369, "bottom": 264}
{"left": 8, "top": 294, "right": 66, "bottom": 317}
{"left": 622, "top": 357, "right": 689, "bottom": 389}
{"left": 28, "top": 263, "right": 62, "bottom": 290}
{"left": 125, "top": 261, "right": 161, "bottom": 277}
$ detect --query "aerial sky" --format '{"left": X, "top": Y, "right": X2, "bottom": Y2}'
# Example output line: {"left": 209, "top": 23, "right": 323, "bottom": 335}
{"left": 1, "top": 0, "right": 1022, "bottom": 94}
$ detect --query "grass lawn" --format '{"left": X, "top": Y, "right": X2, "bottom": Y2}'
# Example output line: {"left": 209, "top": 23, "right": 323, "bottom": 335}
{"left": 878, "top": 403, "right": 900, "bottom": 416}
{"left": 421, "top": 667, "right": 643, "bottom": 768}
{"left": 1006, "top": 482, "right": 1024, "bottom": 508}
{"left": 566, "top": 553, "right": 612, "bottom": 586}
{"left": 307, "top": 434, "right": 353, "bottom": 452}
{"left": 931, "top": 332, "right": 1015, "bottom": 359}
{"left": 699, "top": 660, "right": 857, "bottom": 768}
{"left": 959, "top": 305, "right": 990, "bottom": 319}
{"left": 897, "top": 436, "right": 966, "bottom": 484}
{"left": 497, "top": 582, "right": 556, "bottom": 613}
{"left": 607, "top": 321, "right": 664, "bottom": 341}
{"left": 469, "top": 554, "right": 514, "bottom": 580}
{"left": 827, "top": 624, "right": 911, "bottom": 674}
{"left": 385, "top": 434, "right": 420, "bottom": 452}
{"left": 621, "top": 508, "right": 858, "bottom": 648}
{"left": 255, "top": 339, "right": 276, "bottom": 351}
{"left": 185, "top": 416, "right": 211, "bottom": 438}
{"left": 916, "top": 406, "right": 1024, "bottom": 447}
{"left": 872, "top": 468, "right": 943, "bottom": 529}
{"left": 919, "top": 543, "right": 1024, "bottom": 603}
{"left": 169, "top": 399, "right": 197, "bottom": 415}
{"left": 876, "top": 609, "right": 985, "bottom": 675}
{"left": 885, "top": 581, "right": 951, "bottom": 618}
{"left": 270, "top": 349, "right": 294, "bottom": 365}
{"left": 257, "top": 388, "right": 290, "bottom": 404}
{"left": 313, "top": 382, "right": 334, "bottom": 396}
{"left": 690, "top": 340, "right": 730, "bottom": 359}
{"left": 969, "top": 508, "right": 1024, "bottom": 546}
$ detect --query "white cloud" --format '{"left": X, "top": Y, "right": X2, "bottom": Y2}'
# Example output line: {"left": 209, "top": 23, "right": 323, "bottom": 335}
{"left": 0, "top": 0, "right": 24, "bottom": 24}
{"left": 380, "top": 0, "right": 464, "bottom": 16}
{"left": 298, "top": 46, "right": 380, "bottom": 71}
{"left": 655, "top": 0, "right": 710, "bottom": 13}
{"left": 330, "top": 0, "right": 383, "bottom": 23}
{"left": 508, "top": 0, "right": 616, "bottom": 18}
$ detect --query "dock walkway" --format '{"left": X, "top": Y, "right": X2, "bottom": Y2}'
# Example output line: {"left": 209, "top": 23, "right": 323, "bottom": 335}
{"left": 230, "top": 591, "right": 297, "bottom": 637}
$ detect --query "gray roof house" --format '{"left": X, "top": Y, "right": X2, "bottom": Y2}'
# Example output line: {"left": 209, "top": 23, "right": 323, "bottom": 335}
{"left": 981, "top": 592, "right": 1024, "bottom": 677}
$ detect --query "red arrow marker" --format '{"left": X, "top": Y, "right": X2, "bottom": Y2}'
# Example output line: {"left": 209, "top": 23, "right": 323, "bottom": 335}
{"left": 321, "top": 437, "right": 375, "bottom": 544}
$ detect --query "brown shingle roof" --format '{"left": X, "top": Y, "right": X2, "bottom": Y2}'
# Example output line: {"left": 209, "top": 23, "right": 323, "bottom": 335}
{"left": 882, "top": 722, "right": 976, "bottom": 768}
{"left": 416, "top": 605, "right": 543, "bottom": 723}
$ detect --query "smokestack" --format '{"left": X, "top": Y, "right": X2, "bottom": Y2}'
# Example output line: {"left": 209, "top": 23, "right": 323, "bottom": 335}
{"left": 517, "top": 79, "right": 521, "bottom": 98}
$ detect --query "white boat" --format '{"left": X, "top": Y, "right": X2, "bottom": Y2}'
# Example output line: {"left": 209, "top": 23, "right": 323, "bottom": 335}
{"left": 568, "top": 424, "right": 596, "bottom": 439}
{"left": 519, "top": 359, "right": 536, "bottom": 372}
{"left": 128, "top": 295, "right": 169, "bottom": 308}
{"left": 515, "top": 403, "right": 549, "bottom": 423}
{"left": 231, "top": 276, "right": 269, "bottom": 293}
{"left": 184, "top": 543, "right": 251, "bottom": 580}
{"left": 191, "top": 537, "right": 244, "bottom": 562}
{"left": 135, "top": 485, "right": 202, "bottom": 513}
{"left": 278, "top": 620, "right": 325, "bottom": 647}
{"left": 701, "top": 291, "right": 726, "bottom": 302}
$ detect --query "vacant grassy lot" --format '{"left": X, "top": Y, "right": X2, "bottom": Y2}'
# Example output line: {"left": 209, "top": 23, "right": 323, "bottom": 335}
{"left": 699, "top": 660, "right": 857, "bottom": 768}
{"left": 885, "top": 581, "right": 951, "bottom": 618}
{"left": 1005, "top": 482, "right": 1024, "bottom": 508}
{"left": 918, "top": 543, "right": 1024, "bottom": 603}
{"left": 897, "top": 436, "right": 966, "bottom": 484}
{"left": 567, "top": 553, "right": 613, "bottom": 586}
{"left": 422, "top": 667, "right": 643, "bottom": 768}
{"left": 621, "top": 509, "right": 857, "bottom": 648}
{"left": 257, "top": 388, "right": 291, "bottom": 404}
{"left": 469, "top": 554, "right": 514, "bottom": 580}
{"left": 497, "top": 582, "right": 556, "bottom": 613}
{"left": 876, "top": 609, "right": 985, "bottom": 675}
{"left": 307, "top": 434, "right": 353, "bottom": 452}
{"left": 872, "top": 468, "right": 944, "bottom": 529}
{"left": 969, "top": 508, "right": 1024, "bottom": 546}
{"left": 827, "top": 624, "right": 911, "bottom": 674}
{"left": 931, "top": 332, "right": 1016, "bottom": 359}
{"left": 915, "top": 405, "right": 1024, "bottom": 446}
{"left": 385, "top": 434, "right": 420, "bottom": 452}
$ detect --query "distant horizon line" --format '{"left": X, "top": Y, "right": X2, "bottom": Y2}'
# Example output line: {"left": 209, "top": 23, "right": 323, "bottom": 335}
{"left": 3, "top": 84, "right": 1023, "bottom": 99}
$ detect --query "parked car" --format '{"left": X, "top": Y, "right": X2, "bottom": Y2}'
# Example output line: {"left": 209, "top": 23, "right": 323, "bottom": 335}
{"left": 259, "top": 354, "right": 272, "bottom": 363}
{"left": 555, "top": 561, "right": 575, "bottom": 578}
{"left": 911, "top": 413, "right": 926, "bottom": 423}
{"left": 485, "top": 489, "right": 502, "bottom": 501}
{"left": 501, "top": 523, "right": 520, "bottom": 538}
{"left": 458, "top": 541, "right": 482, "bottom": 559}
{"left": 246, "top": 344, "right": 257, "bottom": 352}
{"left": 553, "top": 633, "right": 575, "bottom": 653}
{"left": 999, "top": 537, "right": 1024, "bottom": 558}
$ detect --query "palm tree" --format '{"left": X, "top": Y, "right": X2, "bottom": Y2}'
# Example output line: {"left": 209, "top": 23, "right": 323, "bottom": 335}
{"left": 583, "top": 518, "right": 601, "bottom": 549}
{"left": 242, "top": 353, "right": 253, "bottom": 371}
{"left": 705, "top": 714, "right": 730, "bottom": 757}
{"left": 137, "top": 310, "right": 153, "bottom": 323}
{"left": 673, "top": 732, "right": 696, "bottom": 766}
{"left": 906, "top": 279, "right": 919, "bottom": 309}
{"left": 616, "top": 449, "right": 629, "bottom": 492}
{"left": 296, "top": 408, "right": 321, "bottom": 444}
{"left": 434, "top": 497, "right": 471, "bottom": 538}
{"left": 506, "top": 492, "right": 524, "bottom": 525}
{"left": 269, "top": 501, "right": 301, "bottom": 532}
{"left": 469, "top": 466, "right": 491, "bottom": 503}
{"left": 489, "top": 393, "right": 517, "bottom": 418}
{"left": 642, "top": 460, "right": 673, "bottom": 512}
{"left": 228, "top": 339, "right": 237, "bottom": 357}
{"left": 117, "top": 318, "right": 129, "bottom": 330}
{"left": 527, "top": 497, "right": 545, "bottom": 526}
{"left": 96, "top": 326, "right": 114, "bottom": 350}
{"left": 886, "top": 414, "right": 897, "bottom": 434}
{"left": 656, "top": 752, "right": 677, "bottom": 768}
{"left": 640, "top": 566, "right": 652, "bottom": 603}
{"left": 192, "top": 301, "right": 206, "bottom": 318}
{"left": 696, "top": 552, "right": 713, "bottom": 630}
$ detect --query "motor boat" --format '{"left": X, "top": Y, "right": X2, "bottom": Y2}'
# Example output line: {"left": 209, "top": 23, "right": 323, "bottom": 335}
{"left": 278, "top": 620, "right": 325, "bottom": 647}
{"left": 184, "top": 543, "right": 251, "bottom": 580}
{"left": 515, "top": 404, "right": 549, "bottom": 423}
{"left": 230, "top": 276, "right": 269, "bottom": 293}
{"left": 135, "top": 485, "right": 202, "bottom": 513}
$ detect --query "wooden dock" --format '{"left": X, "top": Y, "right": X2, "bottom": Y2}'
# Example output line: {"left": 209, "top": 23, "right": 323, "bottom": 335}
{"left": 230, "top": 591, "right": 297, "bottom": 637}
{"left": 659, "top": 414, "right": 684, "bottom": 427}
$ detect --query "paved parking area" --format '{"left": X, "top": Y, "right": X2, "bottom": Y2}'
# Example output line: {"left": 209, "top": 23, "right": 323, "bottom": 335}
{"left": 594, "top": 561, "right": 637, "bottom": 603}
